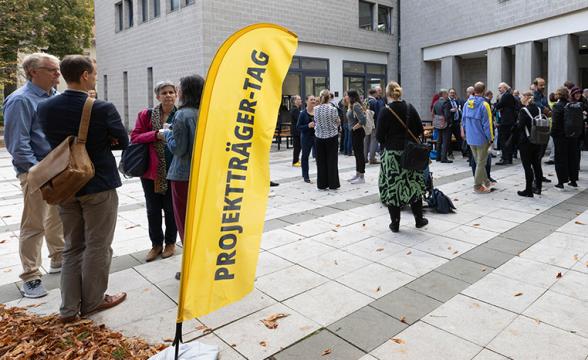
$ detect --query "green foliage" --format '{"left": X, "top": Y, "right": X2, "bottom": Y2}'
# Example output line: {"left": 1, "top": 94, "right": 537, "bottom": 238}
{"left": 0, "top": 0, "right": 94, "bottom": 89}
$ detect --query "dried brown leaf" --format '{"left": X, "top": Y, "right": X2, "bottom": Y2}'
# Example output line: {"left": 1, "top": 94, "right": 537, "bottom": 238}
{"left": 376, "top": 248, "right": 384, "bottom": 252}
{"left": 556, "top": 272, "right": 563, "bottom": 278}
{"left": 125, "top": 224, "right": 140, "bottom": 229}
{"left": 452, "top": 250, "right": 459, "bottom": 255}
{"left": 391, "top": 338, "right": 406, "bottom": 344}
{"left": 0, "top": 240, "right": 6, "bottom": 244}
{"left": 514, "top": 292, "right": 523, "bottom": 297}
{"left": 399, "top": 316, "right": 407, "bottom": 324}
{"left": 321, "top": 348, "right": 332, "bottom": 356}
{"left": 472, "top": 224, "right": 480, "bottom": 227}
{"left": 376, "top": 286, "right": 381, "bottom": 292}
{"left": 481, "top": 268, "right": 487, "bottom": 272}
{"left": 406, "top": 251, "right": 412, "bottom": 255}
{"left": 259, "top": 340, "right": 268, "bottom": 347}
{"left": 575, "top": 221, "right": 585, "bottom": 225}
{"left": 261, "top": 313, "right": 289, "bottom": 329}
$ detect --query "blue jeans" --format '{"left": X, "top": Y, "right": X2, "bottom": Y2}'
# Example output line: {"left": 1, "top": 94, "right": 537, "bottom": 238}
{"left": 301, "top": 135, "right": 315, "bottom": 180}
{"left": 343, "top": 123, "right": 353, "bottom": 155}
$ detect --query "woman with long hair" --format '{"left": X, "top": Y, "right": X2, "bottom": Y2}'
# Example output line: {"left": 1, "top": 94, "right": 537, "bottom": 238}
{"left": 163, "top": 75, "right": 204, "bottom": 242}
{"left": 346, "top": 89, "right": 366, "bottom": 184}
{"left": 314, "top": 89, "right": 341, "bottom": 190}
{"left": 515, "top": 91, "right": 543, "bottom": 197}
{"left": 551, "top": 86, "right": 580, "bottom": 190}
{"left": 130, "top": 81, "right": 178, "bottom": 262}
{"left": 297, "top": 95, "right": 317, "bottom": 183}
{"left": 376, "top": 81, "right": 428, "bottom": 232}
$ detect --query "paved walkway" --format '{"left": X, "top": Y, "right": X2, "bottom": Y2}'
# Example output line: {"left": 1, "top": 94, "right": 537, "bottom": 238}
{"left": 2, "top": 147, "right": 588, "bottom": 360}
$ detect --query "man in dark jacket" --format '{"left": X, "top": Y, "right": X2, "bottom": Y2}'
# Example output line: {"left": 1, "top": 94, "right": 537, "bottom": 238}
{"left": 495, "top": 82, "right": 517, "bottom": 165}
{"left": 38, "top": 55, "right": 129, "bottom": 322}
{"left": 290, "top": 95, "right": 302, "bottom": 167}
{"left": 433, "top": 89, "right": 453, "bottom": 163}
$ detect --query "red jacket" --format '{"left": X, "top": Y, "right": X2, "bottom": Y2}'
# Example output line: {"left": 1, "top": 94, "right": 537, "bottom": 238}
{"left": 130, "top": 109, "right": 160, "bottom": 180}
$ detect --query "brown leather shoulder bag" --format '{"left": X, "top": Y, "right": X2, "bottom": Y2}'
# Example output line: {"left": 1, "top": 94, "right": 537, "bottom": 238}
{"left": 28, "top": 97, "right": 96, "bottom": 204}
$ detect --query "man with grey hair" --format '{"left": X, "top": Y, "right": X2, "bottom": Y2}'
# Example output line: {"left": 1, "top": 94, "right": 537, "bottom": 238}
{"left": 433, "top": 88, "right": 453, "bottom": 163}
{"left": 3, "top": 52, "right": 65, "bottom": 298}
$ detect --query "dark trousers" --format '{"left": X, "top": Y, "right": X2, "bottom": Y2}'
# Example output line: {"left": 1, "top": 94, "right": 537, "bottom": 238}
{"left": 519, "top": 143, "right": 543, "bottom": 192}
{"left": 352, "top": 127, "right": 365, "bottom": 173}
{"left": 316, "top": 135, "right": 340, "bottom": 190}
{"left": 451, "top": 120, "right": 464, "bottom": 156}
{"left": 387, "top": 200, "right": 424, "bottom": 224}
{"left": 140, "top": 178, "right": 177, "bottom": 247}
{"left": 292, "top": 133, "right": 301, "bottom": 164}
{"left": 171, "top": 180, "right": 189, "bottom": 242}
{"left": 499, "top": 125, "right": 513, "bottom": 162}
{"left": 301, "top": 135, "right": 315, "bottom": 181}
{"left": 437, "top": 127, "right": 452, "bottom": 161}
{"left": 553, "top": 136, "right": 579, "bottom": 184}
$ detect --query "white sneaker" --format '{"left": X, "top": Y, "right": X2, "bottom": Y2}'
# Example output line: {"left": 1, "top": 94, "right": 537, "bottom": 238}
{"left": 347, "top": 175, "right": 358, "bottom": 182}
{"left": 350, "top": 176, "right": 365, "bottom": 184}
{"left": 48, "top": 264, "right": 62, "bottom": 274}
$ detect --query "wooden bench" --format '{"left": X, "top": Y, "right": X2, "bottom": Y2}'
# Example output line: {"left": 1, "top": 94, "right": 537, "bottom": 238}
{"left": 273, "top": 123, "right": 293, "bottom": 150}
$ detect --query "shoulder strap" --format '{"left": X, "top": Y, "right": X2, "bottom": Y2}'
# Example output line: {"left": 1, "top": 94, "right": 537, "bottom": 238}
{"left": 77, "top": 97, "right": 95, "bottom": 144}
{"left": 385, "top": 104, "right": 420, "bottom": 144}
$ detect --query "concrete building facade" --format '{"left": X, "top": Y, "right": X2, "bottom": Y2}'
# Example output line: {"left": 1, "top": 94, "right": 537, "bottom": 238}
{"left": 94, "top": 0, "right": 398, "bottom": 129}
{"left": 400, "top": 1, "right": 588, "bottom": 118}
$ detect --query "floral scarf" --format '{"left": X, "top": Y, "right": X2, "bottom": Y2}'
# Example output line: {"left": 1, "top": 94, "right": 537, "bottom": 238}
{"left": 151, "top": 104, "right": 175, "bottom": 194}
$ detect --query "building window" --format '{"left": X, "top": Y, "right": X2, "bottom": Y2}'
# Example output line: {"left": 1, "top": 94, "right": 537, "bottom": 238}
{"left": 377, "top": 5, "right": 392, "bottom": 34}
{"left": 359, "top": 1, "right": 374, "bottom": 31}
{"left": 147, "top": 67, "right": 154, "bottom": 108}
{"left": 282, "top": 56, "right": 329, "bottom": 103}
{"left": 115, "top": 2, "right": 123, "bottom": 32}
{"left": 185, "top": 0, "right": 194, "bottom": 5}
{"left": 152, "top": 0, "right": 160, "bottom": 17}
{"left": 170, "top": 0, "right": 180, "bottom": 11}
{"left": 343, "top": 61, "right": 386, "bottom": 99}
{"left": 140, "top": 0, "right": 148, "bottom": 22}
{"left": 124, "top": 0, "right": 133, "bottom": 28}
{"left": 103, "top": 75, "right": 108, "bottom": 101}
{"left": 123, "top": 71, "right": 129, "bottom": 128}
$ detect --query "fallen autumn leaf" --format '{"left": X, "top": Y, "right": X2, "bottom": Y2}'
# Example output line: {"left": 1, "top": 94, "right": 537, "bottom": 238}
{"left": 321, "top": 348, "right": 332, "bottom": 356}
{"left": 514, "top": 292, "right": 523, "bottom": 297}
{"left": 391, "top": 338, "right": 406, "bottom": 344}
{"left": 261, "top": 313, "right": 289, "bottom": 329}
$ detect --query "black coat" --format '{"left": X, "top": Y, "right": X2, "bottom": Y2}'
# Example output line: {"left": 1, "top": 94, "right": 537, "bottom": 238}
{"left": 495, "top": 90, "right": 517, "bottom": 126}
{"left": 515, "top": 103, "right": 541, "bottom": 145}
{"left": 550, "top": 99, "right": 568, "bottom": 138}
{"left": 376, "top": 100, "right": 423, "bottom": 151}
{"left": 38, "top": 90, "right": 129, "bottom": 196}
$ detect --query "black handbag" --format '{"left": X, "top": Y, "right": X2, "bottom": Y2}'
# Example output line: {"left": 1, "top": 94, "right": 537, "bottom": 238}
{"left": 118, "top": 143, "right": 149, "bottom": 177}
{"left": 385, "top": 104, "right": 430, "bottom": 171}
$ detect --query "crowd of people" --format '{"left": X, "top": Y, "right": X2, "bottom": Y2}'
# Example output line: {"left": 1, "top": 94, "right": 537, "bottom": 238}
{"left": 3, "top": 51, "right": 587, "bottom": 323}
{"left": 3, "top": 52, "right": 204, "bottom": 321}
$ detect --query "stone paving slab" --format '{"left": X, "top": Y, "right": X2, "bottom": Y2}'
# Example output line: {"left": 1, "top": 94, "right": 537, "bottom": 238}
{"left": 327, "top": 306, "right": 408, "bottom": 352}
{"left": 369, "top": 287, "right": 442, "bottom": 325}
{"left": 272, "top": 329, "right": 365, "bottom": 360}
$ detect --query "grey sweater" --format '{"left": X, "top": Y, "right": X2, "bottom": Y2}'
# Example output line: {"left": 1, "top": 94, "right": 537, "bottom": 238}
{"left": 346, "top": 102, "right": 367, "bottom": 128}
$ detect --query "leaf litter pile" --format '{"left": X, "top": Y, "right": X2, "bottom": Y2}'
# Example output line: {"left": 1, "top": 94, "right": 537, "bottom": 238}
{"left": 0, "top": 304, "right": 166, "bottom": 359}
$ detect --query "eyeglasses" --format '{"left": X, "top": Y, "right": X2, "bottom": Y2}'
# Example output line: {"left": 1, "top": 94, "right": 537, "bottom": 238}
{"left": 38, "top": 67, "right": 60, "bottom": 73}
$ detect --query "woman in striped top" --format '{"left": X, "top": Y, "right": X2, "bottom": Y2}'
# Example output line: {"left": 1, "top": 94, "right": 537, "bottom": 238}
{"left": 314, "top": 89, "right": 341, "bottom": 190}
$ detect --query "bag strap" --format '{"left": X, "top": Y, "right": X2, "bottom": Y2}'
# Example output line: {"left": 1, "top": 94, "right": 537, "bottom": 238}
{"left": 385, "top": 104, "right": 421, "bottom": 144}
{"left": 77, "top": 97, "right": 95, "bottom": 144}
{"left": 522, "top": 107, "right": 533, "bottom": 138}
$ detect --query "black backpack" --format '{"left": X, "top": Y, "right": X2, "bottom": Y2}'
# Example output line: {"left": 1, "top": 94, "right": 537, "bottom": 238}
{"left": 563, "top": 102, "right": 584, "bottom": 138}
{"left": 426, "top": 188, "right": 456, "bottom": 214}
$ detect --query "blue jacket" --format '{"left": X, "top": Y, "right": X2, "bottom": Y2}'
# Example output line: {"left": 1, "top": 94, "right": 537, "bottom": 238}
{"left": 3, "top": 82, "right": 56, "bottom": 175}
{"left": 39, "top": 90, "right": 129, "bottom": 196}
{"left": 296, "top": 109, "right": 315, "bottom": 141}
{"left": 165, "top": 107, "right": 198, "bottom": 181}
{"left": 462, "top": 95, "right": 494, "bottom": 146}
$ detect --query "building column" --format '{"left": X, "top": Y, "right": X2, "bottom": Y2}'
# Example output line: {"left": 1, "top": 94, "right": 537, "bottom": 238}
{"left": 440, "top": 56, "right": 461, "bottom": 92}
{"left": 514, "top": 41, "right": 542, "bottom": 92}
{"left": 548, "top": 34, "right": 579, "bottom": 95}
{"left": 487, "top": 47, "right": 512, "bottom": 94}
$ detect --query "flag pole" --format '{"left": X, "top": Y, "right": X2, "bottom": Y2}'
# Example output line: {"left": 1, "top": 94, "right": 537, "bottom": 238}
{"left": 172, "top": 322, "right": 183, "bottom": 360}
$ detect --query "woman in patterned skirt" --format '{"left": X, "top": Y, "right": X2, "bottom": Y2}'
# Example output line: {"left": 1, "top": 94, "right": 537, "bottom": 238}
{"left": 376, "top": 81, "right": 428, "bottom": 232}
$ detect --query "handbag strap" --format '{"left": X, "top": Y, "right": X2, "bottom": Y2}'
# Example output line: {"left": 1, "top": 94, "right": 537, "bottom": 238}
{"left": 385, "top": 104, "right": 421, "bottom": 144}
{"left": 77, "top": 97, "right": 95, "bottom": 144}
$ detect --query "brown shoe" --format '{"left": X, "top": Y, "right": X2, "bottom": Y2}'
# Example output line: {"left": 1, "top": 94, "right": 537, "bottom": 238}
{"left": 145, "top": 246, "right": 163, "bottom": 262}
{"left": 82, "top": 292, "right": 127, "bottom": 317}
{"left": 161, "top": 243, "right": 176, "bottom": 259}
{"left": 60, "top": 314, "right": 79, "bottom": 324}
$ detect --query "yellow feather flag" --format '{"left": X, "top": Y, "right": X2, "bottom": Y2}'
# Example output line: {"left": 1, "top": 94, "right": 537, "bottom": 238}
{"left": 176, "top": 24, "right": 298, "bottom": 322}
